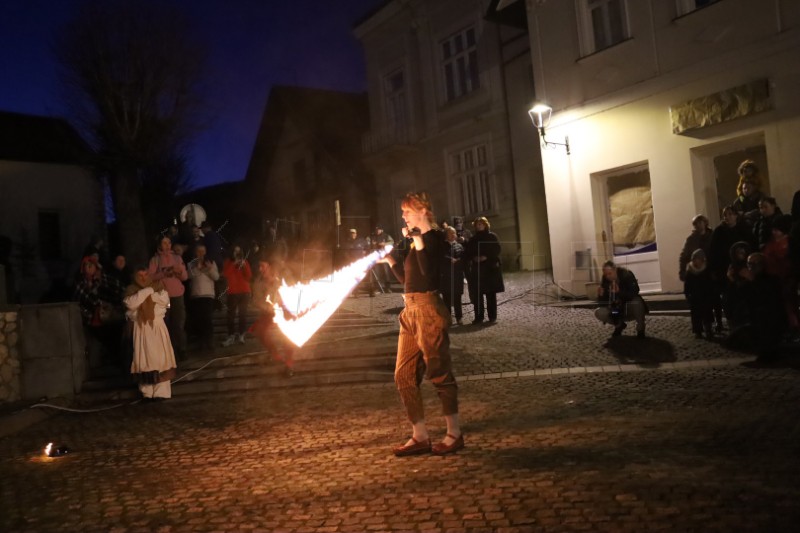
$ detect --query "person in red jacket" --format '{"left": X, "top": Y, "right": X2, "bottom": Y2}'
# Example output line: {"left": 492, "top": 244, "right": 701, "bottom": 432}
{"left": 222, "top": 245, "right": 252, "bottom": 346}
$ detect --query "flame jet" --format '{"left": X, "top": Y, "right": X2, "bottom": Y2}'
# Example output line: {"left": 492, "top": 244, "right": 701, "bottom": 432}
{"left": 273, "top": 244, "right": 394, "bottom": 347}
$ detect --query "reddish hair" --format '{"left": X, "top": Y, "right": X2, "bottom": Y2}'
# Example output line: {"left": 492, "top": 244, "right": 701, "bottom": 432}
{"left": 400, "top": 192, "right": 436, "bottom": 226}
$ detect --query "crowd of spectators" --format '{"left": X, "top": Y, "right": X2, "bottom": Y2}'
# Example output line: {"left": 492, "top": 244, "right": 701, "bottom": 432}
{"left": 676, "top": 160, "right": 800, "bottom": 363}
{"left": 70, "top": 216, "right": 292, "bottom": 378}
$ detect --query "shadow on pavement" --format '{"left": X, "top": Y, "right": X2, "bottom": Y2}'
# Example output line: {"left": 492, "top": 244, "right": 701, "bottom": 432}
{"left": 603, "top": 336, "right": 676, "bottom": 367}
{"left": 740, "top": 355, "right": 800, "bottom": 370}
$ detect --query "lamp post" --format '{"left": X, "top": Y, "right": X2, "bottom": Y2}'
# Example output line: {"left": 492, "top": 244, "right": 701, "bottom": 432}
{"left": 528, "top": 103, "right": 570, "bottom": 154}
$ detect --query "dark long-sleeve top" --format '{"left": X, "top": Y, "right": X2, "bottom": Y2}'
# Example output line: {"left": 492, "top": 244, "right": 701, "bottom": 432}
{"left": 598, "top": 267, "right": 641, "bottom": 304}
{"left": 390, "top": 229, "right": 443, "bottom": 293}
{"left": 73, "top": 273, "right": 123, "bottom": 325}
{"left": 440, "top": 241, "right": 465, "bottom": 296}
{"left": 708, "top": 221, "right": 754, "bottom": 279}
{"left": 678, "top": 229, "right": 712, "bottom": 281}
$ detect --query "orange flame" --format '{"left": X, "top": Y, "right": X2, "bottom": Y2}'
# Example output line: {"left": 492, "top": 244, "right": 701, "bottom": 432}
{"left": 274, "top": 245, "right": 393, "bottom": 347}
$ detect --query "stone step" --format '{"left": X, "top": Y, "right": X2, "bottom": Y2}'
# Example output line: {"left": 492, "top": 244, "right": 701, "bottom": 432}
{"left": 79, "top": 339, "right": 400, "bottom": 403}
{"left": 78, "top": 369, "right": 396, "bottom": 404}
{"left": 78, "top": 305, "right": 400, "bottom": 404}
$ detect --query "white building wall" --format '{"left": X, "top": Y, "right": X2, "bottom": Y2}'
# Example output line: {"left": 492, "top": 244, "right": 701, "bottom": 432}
{"left": 0, "top": 160, "right": 103, "bottom": 302}
{"left": 527, "top": 0, "right": 800, "bottom": 295}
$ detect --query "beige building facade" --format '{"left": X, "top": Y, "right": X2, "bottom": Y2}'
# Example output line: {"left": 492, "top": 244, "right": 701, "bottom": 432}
{"left": 355, "top": 0, "right": 551, "bottom": 271}
{"left": 522, "top": 0, "right": 800, "bottom": 295}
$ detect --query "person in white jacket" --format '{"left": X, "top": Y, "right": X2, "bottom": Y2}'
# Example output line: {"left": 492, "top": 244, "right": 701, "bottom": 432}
{"left": 124, "top": 267, "right": 177, "bottom": 400}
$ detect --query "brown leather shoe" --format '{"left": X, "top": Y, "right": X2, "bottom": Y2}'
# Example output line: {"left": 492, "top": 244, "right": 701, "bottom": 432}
{"left": 431, "top": 433, "right": 464, "bottom": 455}
{"left": 393, "top": 436, "right": 431, "bottom": 457}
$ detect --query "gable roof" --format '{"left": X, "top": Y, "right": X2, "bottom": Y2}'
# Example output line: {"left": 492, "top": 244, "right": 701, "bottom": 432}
{"left": 0, "top": 111, "right": 93, "bottom": 165}
{"left": 244, "top": 85, "right": 368, "bottom": 187}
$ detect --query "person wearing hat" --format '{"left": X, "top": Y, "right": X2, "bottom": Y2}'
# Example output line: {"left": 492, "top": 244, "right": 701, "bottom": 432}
{"left": 731, "top": 159, "right": 765, "bottom": 227}
{"left": 342, "top": 228, "right": 369, "bottom": 262}
{"left": 684, "top": 249, "right": 716, "bottom": 339}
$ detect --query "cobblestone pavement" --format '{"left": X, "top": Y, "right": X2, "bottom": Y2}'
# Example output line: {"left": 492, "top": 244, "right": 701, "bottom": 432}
{"left": 340, "top": 272, "right": 755, "bottom": 376}
{"left": 2, "top": 365, "right": 800, "bottom": 532}
{"left": 3, "top": 272, "right": 800, "bottom": 532}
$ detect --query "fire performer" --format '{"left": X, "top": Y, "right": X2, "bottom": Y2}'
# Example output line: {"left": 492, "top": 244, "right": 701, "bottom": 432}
{"left": 380, "top": 192, "right": 463, "bottom": 456}
{"left": 250, "top": 252, "right": 295, "bottom": 377}
{"left": 124, "top": 267, "right": 177, "bottom": 401}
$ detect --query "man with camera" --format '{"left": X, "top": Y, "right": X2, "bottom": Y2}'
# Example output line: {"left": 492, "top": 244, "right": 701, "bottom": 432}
{"left": 595, "top": 260, "right": 648, "bottom": 339}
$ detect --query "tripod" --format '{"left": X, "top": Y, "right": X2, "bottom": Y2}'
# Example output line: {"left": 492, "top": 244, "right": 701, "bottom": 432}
{"left": 368, "top": 266, "right": 387, "bottom": 294}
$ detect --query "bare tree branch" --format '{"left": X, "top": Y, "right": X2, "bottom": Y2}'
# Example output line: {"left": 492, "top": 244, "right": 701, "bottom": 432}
{"left": 52, "top": 0, "right": 207, "bottom": 262}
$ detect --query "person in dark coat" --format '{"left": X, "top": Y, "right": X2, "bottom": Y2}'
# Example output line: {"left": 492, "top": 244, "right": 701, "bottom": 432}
{"left": 743, "top": 252, "right": 788, "bottom": 364}
{"left": 678, "top": 214, "right": 712, "bottom": 282}
{"left": 709, "top": 207, "right": 754, "bottom": 282}
{"left": 595, "top": 261, "right": 649, "bottom": 338}
{"left": 463, "top": 217, "right": 504, "bottom": 324}
{"left": 752, "top": 196, "right": 783, "bottom": 250}
{"left": 708, "top": 206, "right": 753, "bottom": 331}
{"left": 723, "top": 241, "right": 753, "bottom": 330}
{"left": 684, "top": 249, "right": 716, "bottom": 340}
{"left": 440, "top": 227, "right": 465, "bottom": 325}
{"left": 200, "top": 220, "right": 225, "bottom": 270}
{"left": 790, "top": 190, "right": 800, "bottom": 282}
{"left": 452, "top": 216, "right": 472, "bottom": 245}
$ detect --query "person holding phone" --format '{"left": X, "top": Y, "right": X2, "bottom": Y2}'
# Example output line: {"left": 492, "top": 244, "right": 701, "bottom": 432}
{"left": 148, "top": 235, "right": 188, "bottom": 360}
{"left": 380, "top": 192, "right": 463, "bottom": 456}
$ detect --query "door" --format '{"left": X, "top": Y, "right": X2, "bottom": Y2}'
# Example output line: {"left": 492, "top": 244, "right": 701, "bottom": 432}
{"left": 592, "top": 162, "right": 661, "bottom": 293}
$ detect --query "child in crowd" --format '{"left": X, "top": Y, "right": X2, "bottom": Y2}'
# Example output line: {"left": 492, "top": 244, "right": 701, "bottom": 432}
{"left": 250, "top": 252, "right": 295, "bottom": 376}
{"left": 684, "top": 249, "right": 716, "bottom": 340}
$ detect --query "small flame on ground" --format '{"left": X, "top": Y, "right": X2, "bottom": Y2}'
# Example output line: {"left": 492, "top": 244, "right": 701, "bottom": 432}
{"left": 44, "top": 443, "right": 53, "bottom": 456}
{"left": 274, "top": 245, "right": 393, "bottom": 347}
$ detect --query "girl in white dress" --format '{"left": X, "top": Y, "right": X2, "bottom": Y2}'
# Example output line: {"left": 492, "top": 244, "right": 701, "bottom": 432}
{"left": 124, "top": 268, "right": 177, "bottom": 400}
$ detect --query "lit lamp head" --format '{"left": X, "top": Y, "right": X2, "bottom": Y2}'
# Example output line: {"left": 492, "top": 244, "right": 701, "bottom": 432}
{"left": 528, "top": 103, "right": 552, "bottom": 131}
{"left": 528, "top": 102, "right": 570, "bottom": 154}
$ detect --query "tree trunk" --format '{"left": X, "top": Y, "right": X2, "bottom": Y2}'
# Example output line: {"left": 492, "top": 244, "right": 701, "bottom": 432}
{"left": 109, "top": 167, "right": 150, "bottom": 266}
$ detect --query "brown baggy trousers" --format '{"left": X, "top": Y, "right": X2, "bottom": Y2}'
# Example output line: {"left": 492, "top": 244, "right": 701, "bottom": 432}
{"left": 395, "top": 291, "right": 459, "bottom": 423}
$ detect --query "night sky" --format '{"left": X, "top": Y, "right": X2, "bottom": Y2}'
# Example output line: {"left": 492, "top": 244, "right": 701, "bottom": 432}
{"left": 0, "top": 0, "right": 386, "bottom": 189}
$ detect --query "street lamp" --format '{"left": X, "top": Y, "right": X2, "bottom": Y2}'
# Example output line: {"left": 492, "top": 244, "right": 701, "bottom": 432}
{"left": 528, "top": 103, "right": 570, "bottom": 154}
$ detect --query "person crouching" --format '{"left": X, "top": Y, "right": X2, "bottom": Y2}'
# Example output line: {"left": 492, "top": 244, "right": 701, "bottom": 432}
{"left": 595, "top": 260, "right": 648, "bottom": 339}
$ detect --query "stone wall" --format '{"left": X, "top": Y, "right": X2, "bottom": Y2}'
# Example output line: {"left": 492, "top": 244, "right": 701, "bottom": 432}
{"left": 0, "top": 309, "right": 22, "bottom": 402}
{"left": 0, "top": 303, "right": 86, "bottom": 405}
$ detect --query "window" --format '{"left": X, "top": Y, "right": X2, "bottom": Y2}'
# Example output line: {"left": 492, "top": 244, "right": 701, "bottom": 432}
{"left": 676, "top": 0, "right": 720, "bottom": 16}
{"left": 38, "top": 211, "right": 61, "bottom": 260}
{"left": 450, "top": 144, "right": 494, "bottom": 215}
{"left": 577, "top": 0, "right": 628, "bottom": 56}
{"left": 441, "top": 27, "right": 480, "bottom": 102}
{"left": 605, "top": 165, "right": 655, "bottom": 256}
{"left": 383, "top": 69, "right": 407, "bottom": 136}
